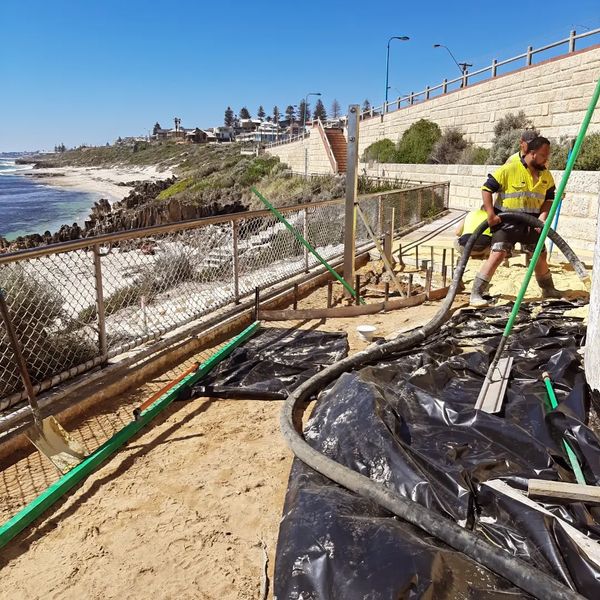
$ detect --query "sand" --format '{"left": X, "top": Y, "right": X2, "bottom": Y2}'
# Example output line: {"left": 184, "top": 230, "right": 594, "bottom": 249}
{"left": 0, "top": 213, "right": 592, "bottom": 599}
{"left": 24, "top": 165, "right": 174, "bottom": 202}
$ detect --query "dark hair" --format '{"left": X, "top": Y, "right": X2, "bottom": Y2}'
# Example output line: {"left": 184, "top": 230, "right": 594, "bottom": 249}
{"left": 527, "top": 136, "right": 550, "bottom": 152}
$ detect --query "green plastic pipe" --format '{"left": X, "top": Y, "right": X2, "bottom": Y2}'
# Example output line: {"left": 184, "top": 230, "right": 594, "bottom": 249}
{"left": 251, "top": 187, "right": 365, "bottom": 304}
{"left": 0, "top": 321, "right": 261, "bottom": 551}
{"left": 481, "top": 78, "right": 600, "bottom": 393}
{"left": 542, "top": 372, "right": 586, "bottom": 486}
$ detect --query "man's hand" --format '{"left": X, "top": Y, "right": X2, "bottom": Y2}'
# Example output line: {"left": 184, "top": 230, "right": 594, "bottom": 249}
{"left": 487, "top": 212, "right": 501, "bottom": 227}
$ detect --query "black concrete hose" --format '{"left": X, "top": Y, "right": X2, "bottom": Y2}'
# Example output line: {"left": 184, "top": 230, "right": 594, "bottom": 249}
{"left": 280, "top": 214, "right": 588, "bottom": 600}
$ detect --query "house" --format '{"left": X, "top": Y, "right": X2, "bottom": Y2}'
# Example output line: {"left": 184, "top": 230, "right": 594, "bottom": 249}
{"left": 185, "top": 128, "right": 209, "bottom": 144}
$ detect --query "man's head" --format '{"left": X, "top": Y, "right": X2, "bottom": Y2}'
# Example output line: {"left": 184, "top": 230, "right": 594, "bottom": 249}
{"left": 526, "top": 136, "right": 551, "bottom": 170}
{"left": 519, "top": 129, "right": 539, "bottom": 156}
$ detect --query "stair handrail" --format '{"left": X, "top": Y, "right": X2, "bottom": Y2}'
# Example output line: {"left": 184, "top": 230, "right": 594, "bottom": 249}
{"left": 315, "top": 118, "right": 339, "bottom": 174}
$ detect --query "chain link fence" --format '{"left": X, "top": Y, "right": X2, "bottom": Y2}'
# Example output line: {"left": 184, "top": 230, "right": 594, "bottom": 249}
{"left": 0, "top": 182, "right": 448, "bottom": 410}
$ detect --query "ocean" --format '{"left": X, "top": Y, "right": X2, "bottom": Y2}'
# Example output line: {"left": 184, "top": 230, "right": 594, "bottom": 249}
{"left": 0, "top": 158, "right": 103, "bottom": 240}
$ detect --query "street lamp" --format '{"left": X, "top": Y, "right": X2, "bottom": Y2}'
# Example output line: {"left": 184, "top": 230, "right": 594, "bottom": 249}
{"left": 302, "top": 92, "right": 321, "bottom": 135}
{"left": 433, "top": 43, "right": 472, "bottom": 75}
{"left": 385, "top": 36, "right": 410, "bottom": 110}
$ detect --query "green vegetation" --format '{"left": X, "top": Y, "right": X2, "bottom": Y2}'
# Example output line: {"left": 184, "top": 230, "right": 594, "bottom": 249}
{"left": 361, "top": 119, "right": 441, "bottom": 164}
{"left": 362, "top": 139, "right": 398, "bottom": 163}
{"left": 487, "top": 111, "right": 536, "bottom": 164}
{"left": 397, "top": 119, "right": 442, "bottom": 163}
{"left": 549, "top": 133, "right": 600, "bottom": 171}
{"left": 0, "top": 266, "right": 96, "bottom": 397}
{"left": 429, "top": 128, "right": 468, "bottom": 164}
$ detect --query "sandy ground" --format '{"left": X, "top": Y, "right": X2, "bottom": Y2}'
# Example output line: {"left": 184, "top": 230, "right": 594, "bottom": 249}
{"left": 24, "top": 165, "right": 173, "bottom": 202}
{"left": 0, "top": 213, "right": 592, "bottom": 599}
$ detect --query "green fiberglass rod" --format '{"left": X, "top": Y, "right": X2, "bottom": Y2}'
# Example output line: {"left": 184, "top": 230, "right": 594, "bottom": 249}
{"left": 542, "top": 372, "right": 586, "bottom": 485}
{"left": 251, "top": 187, "right": 365, "bottom": 303}
{"left": 481, "top": 77, "right": 600, "bottom": 393}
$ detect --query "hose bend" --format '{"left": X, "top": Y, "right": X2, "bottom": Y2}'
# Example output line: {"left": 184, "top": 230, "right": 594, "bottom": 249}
{"left": 280, "top": 214, "right": 587, "bottom": 600}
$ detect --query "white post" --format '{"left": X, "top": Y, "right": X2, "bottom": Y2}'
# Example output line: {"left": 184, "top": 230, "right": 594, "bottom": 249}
{"left": 585, "top": 195, "right": 600, "bottom": 390}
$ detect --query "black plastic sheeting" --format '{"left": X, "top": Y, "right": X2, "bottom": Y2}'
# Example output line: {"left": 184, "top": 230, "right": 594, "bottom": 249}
{"left": 189, "top": 327, "right": 349, "bottom": 400}
{"left": 275, "top": 301, "right": 600, "bottom": 599}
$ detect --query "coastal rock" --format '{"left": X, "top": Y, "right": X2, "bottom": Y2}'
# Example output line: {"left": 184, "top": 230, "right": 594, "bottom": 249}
{"left": 3, "top": 177, "right": 247, "bottom": 252}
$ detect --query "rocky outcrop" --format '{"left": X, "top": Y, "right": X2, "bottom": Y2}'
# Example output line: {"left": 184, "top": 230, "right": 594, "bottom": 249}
{"left": 0, "top": 178, "right": 248, "bottom": 253}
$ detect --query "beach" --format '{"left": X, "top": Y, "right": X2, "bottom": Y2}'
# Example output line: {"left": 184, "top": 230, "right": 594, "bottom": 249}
{"left": 0, "top": 161, "right": 173, "bottom": 240}
{"left": 24, "top": 164, "right": 174, "bottom": 202}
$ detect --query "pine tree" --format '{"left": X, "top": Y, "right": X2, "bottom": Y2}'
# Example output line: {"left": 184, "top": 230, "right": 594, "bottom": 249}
{"left": 272, "top": 106, "right": 280, "bottom": 124}
{"left": 152, "top": 122, "right": 161, "bottom": 135}
{"left": 298, "top": 100, "right": 308, "bottom": 125}
{"left": 224, "top": 107, "right": 234, "bottom": 127}
{"left": 240, "top": 107, "right": 251, "bottom": 119}
{"left": 313, "top": 99, "right": 327, "bottom": 121}
{"left": 362, "top": 99, "right": 371, "bottom": 112}
{"left": 285, "top": 105, "right": 296, "bottom": 124}
{"left": 331, "top": 99, "right": 341, "bottom": 119}
{"left": 257, "top": 105, "right": 266, "bottom": 119}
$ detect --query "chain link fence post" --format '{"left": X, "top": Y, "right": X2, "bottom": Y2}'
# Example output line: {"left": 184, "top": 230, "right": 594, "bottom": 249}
{"left": 231, "top": 220, "right": 240, "bottom": 304}
{"left": 93, "top": 245, "right": 108, "bottom": 357}
{"left": 303, "top": 208, "right": 309, "bottom": 273}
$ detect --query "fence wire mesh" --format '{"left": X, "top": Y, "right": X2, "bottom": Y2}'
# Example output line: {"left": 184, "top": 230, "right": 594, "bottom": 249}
{"left": 0, "top": 182, "right": 448, "bottom": 410}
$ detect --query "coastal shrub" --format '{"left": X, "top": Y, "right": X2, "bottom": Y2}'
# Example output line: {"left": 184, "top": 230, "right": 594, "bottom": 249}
{"left": 0, "top": 266, "right": 96, "bottom": 396}
{"left": 487, "top": 111, "right": 537, "bottom": 164}
{"left": 396, "top": 119, "right": 441, "bottom": 164}
{"left": 362, "top": 139, "right": 398, "bottom": 163}
{"left": 239, "top": 155, "right": 280, "bottom": 187}
{"left": 157, "top": 177, "right": 194, "bottom": 200}
{"left": 428, "top": 128, "right": 468, "bottom": 164}
{"left": 146, "top": 251, "right": 194, "bottom": 293}
{"left": 548, "top": 134, "right": 600, "bottom": 171}
{"left": 459, "top": 145, "right": 490, "bottom": 165}
{"left": 357, "top": 175, "right": 410, "bottom": 194}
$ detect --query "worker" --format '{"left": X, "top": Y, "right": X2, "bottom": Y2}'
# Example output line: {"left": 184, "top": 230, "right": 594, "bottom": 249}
{"left": 470, "top": 136, "right": 563, "bottom": 307}
{"left": 455, "top": 206, "right": 492, "bottom": 257}
{"left": 506, "top": 129, "right": 539, "bottom": 164}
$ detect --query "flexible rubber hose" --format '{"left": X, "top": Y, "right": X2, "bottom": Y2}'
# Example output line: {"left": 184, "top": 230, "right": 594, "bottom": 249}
{"left": 280, "top": 214, "right": 587, "bottom": 600}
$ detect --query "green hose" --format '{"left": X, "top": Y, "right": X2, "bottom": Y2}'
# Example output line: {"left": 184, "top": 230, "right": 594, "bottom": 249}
{"left": 542, "top": 371, "right": 586, "bottom": 485}
{"left": 251, "top": 187, "right": 365, "bottom": 304}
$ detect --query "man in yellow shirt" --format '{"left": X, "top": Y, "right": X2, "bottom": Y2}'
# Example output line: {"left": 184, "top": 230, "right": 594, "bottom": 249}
{"left": 455, "top": 206, "right": 491, "bottom": 257}
{"left": 470, "top": 136, "right": 562, "bottom": 306}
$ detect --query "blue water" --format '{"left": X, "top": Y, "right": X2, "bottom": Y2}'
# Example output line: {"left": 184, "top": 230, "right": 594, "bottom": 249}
{"left": 0, "top": 158, "right": 103, "bottom": 240}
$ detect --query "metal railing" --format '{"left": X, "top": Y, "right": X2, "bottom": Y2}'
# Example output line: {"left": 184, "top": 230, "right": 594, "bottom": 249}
{"left": 0, "top": 182, "right": 449, "bottom": 411}
{"left": 365, "top": 28, "right": 600, "bottom": 119}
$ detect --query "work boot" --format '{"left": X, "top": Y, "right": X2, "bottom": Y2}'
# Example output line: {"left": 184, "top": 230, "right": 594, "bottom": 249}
{"left": 470, "top": 275, "right": 491, "bottom": 307}
{"left": 536, "top": 271, "right": 564, "bottom": 299}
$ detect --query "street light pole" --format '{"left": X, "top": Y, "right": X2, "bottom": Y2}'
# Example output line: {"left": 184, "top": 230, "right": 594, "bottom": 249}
{"left": 385, "top": 36, "right": 409, "bottom": 112}
{"left": 433, "top": 44, "right": 472, "bottom": 75}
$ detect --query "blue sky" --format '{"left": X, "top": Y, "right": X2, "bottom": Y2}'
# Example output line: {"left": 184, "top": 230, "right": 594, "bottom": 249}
{"left": 1, "top": 0, "right": 599, "bottom": 152}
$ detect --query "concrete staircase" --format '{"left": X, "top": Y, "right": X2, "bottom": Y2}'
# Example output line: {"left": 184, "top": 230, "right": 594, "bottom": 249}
{"left": 324, "top": 128, "right": 347, "bottom": 173}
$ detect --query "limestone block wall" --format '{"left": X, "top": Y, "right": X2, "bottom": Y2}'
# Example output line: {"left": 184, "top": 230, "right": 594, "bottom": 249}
{"left": 361, "top": 162, "right": 600, "bottom": 249}
{"left": 267, "top": 125, "right": 335, "bottom": 175}
{"left": 358, "top": 45, "right": 600, "bottom": 155}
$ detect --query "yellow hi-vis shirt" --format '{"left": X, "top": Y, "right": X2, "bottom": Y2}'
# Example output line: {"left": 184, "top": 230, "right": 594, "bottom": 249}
{"left": 463, "top": 209, "right": 491, "bottom": 237}
{"left": 482, "top": 158, "right": 555, "bottom": 214}
{"left": 505, "top": 151, "right": 521, "bottom": 164}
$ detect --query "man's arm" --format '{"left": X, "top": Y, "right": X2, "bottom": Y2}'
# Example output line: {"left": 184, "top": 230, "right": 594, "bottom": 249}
{"left": 455, "top": 219, "right": 464, "bottom": 237}
{"left": 481, "top": 169, "right": 504, "bottom": 227}
{"left": 482, "top": 190, "right": 501, "bottom": 227}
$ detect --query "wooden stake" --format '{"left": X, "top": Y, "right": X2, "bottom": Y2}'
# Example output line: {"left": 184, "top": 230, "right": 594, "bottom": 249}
{"left": 293, "top": 283, "right": 298, "bottom": 310}
{"left": 355, "top": 275, "right": 361, "bottom": 305}
{"left": 327, "top": 280, "right": 333, "bottom": 308}
{"left": 384, "top": 281, "right": 390, "bottom": 301}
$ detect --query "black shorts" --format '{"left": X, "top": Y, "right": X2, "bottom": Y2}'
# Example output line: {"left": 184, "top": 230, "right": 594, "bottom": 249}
{"left": 490, "top": 218, "right": 543, "bottom": 255}
{"left": 458, "top": 233, "right": 491, "bottom": 250}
